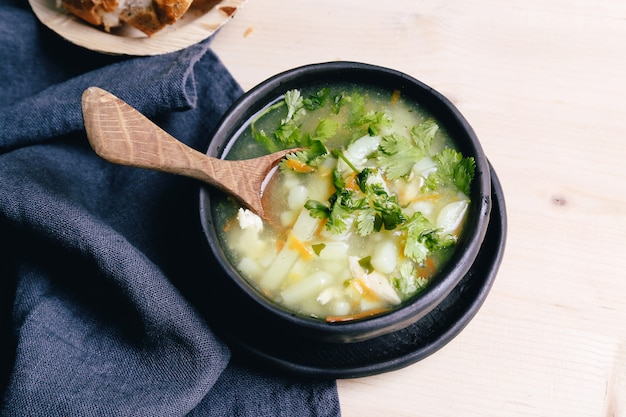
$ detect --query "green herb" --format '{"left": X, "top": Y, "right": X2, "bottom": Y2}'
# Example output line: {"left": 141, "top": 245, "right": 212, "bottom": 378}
{"left": 410, "top": 119, "right": 439, "bottom": 153}
{"left": 304, "top": 200, "right": 330, "bottom": 219}
{"left": 325, "top": 190, "right": 355, "bottom": 234}
{"left": 274, "top": 121, "right": 302, "bottom": 145}
{"left": 312, "top": 118, "right": 338, "bottom": 142}
{"left": 355, "top": 207, "right": 377, "bottom": 236}
{"left": 423, "top": 148, "right": 476, "bottom": 195}
{"left": 331, "top": 91, "right": 352, "bottom": 114}
{"left": 392, "top": 262, "right": 428, "bottom": 300}
{"left": 283, "top": 90, "right": 304, "bottom": 123}
{"left": 351, "top": 111, "right": 393, "bottom": 136}
{"left": 378, "top": 133, "right": 426, "bottom": 180}
{"left": 358, "top": 256, "right": 373, "bottom": 273}
{"left": 332, "top": 149, "right": 360, "bottom": 174}
{"left": 250, "top": 88, "right": 474, "bottom": 268}
{"left": 312, "top": 243, "right": 326, "bottom": 256}
{"left": 250, "top": 90, "right": 307, "bottom": 152}
{"left": 279, "top": 140, "right": 330, "bottom": 172}
{"left": 402, "top": 212, "right": 455, "bottom": 264}
{"left": 303, "top": 88, "right": 330, "bottom": 111}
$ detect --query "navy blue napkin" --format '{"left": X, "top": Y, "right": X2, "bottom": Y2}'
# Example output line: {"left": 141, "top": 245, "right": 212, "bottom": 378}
{"left": 0, "top": 2, "right": 341, "bottom": 416}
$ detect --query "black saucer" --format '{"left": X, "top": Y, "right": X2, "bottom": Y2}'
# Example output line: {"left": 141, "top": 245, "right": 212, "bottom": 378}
{"left": 222, "top": 167, "right": 507, "bottom": 380}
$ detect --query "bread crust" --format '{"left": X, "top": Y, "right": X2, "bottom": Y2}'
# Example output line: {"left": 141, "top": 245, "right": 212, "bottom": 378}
{"left": 62, "top": 0, "right": 118, "bottom": 28}
{"left": 61, "top": 0, "right": 193, "bottom": 35}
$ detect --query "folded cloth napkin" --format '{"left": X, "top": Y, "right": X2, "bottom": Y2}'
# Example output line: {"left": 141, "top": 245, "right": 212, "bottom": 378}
{"left": 0, "top": 1, "right": 341, "bottom": 416}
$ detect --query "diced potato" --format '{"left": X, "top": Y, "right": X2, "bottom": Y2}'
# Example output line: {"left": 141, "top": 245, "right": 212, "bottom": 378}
{"left": 281, "top": 271, "right": 332, "bottom": 305}
{"left": 236, "top": 229, "right": 267, "bottom": 258}
{"left": 288, "top": 185, "right": 308, "bottom": 210}
{"left": 280, "top": 209, "right": 298, "bottom": 227}
{"left": 408, "top": 201, "right": 434, "bottom": 219}
{"left": 291, "top": 209, "right": 319, "bottom": 240}
{"left": 260, "top": 209, "right": 320, "bottom": 291}
{"left": 238, "top": 257, "right": 263, "bottom": 277}
{"left": 317, "top": 286, "right": 340, "bottom": 305}
{"left": 413, "top": 157, "right": 438, "bottom": 178}
{"left": 344, "top": 135, "right": 382, "bottom": 168}
{"left": 319, "top": 241, "right": 349, "bottom": 261}
{"left": 371, "top": 239, "right": 398, "bottom": 274}
{"left": 330, "top": 300, "right": 351, "bottom": 316}
{"left": 260, "top": 245, "right": 300, "bottom": 291}
{"left": 361, "top": 271, "right": 401, "bottom": 305}
{"left": 436, "top": 199, "right": 469, "bottom": 235}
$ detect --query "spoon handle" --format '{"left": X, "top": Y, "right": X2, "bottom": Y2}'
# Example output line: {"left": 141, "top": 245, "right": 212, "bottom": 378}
{"left": 82, "top": 87, "right": 225, "bottom": 188}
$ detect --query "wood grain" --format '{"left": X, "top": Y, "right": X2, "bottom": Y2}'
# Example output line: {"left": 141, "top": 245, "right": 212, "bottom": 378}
{"left": 81, "top": 87, "right": 291, "bottom": 218}
{"left": 211, "top": 1, "right": 626, "bottom": 416}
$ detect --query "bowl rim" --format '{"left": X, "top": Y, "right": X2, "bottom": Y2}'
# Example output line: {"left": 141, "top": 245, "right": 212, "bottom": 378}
{"left": 199, "top": 61, "right": 492, "bottom": 342}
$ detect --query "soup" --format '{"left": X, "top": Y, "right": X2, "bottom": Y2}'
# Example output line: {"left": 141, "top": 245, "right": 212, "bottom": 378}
{"left": 213, "top": 84, "right": 475, "bottom": 322}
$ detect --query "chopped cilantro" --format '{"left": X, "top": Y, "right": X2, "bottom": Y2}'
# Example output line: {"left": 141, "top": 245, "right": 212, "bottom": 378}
{"left": 351, "top": 111, "right": 393, "bottom": 136}
{"left": 304, "top": 200, "right": 330, "bottom": 219}
{"left": 283, "top": 90, "right": 304, "bottom": 124}
{"left": 274, "top": 121, "right": 302, "bottom": 145}
{"left": 279, "top": 140, "right": 330, "bottom": 172}
{"left": 392, "top": 262, "right": 428, "bottom": 300}
{"left": 423, "top": 148, "right": 476, "bottom": 195}
{"left": 303, "top": 88, "right": 330, "bottom": 111}
{"left": 251, "top": 127, "right": 278, "bottom": 153}
{"left": 249, "top": 88, "right": 474, "bottom": 271}
{"left": 410, "top": 119, "right": 439, "bottom": 153}
{"left": 355, "top": 207, "right": 377, "bottom": 236}
{"left": 312, "top": 118, "right": 338, "bottom": 142}
{"left": 326, "top": 192, "right": 353, "bottom": 234}
{"left": 331, "top": 91, "right": 353, "bottom": 115}
{"left": 402, "top": 212, "right": 441, "bottom": 263}
{"left": 378, "top": 133, "right": 426, "bottom": 179}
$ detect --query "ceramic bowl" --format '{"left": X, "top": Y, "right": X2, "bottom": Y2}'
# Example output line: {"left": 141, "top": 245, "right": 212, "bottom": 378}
{"left": 199, "top": 62, "right": 493, "bottom": 345}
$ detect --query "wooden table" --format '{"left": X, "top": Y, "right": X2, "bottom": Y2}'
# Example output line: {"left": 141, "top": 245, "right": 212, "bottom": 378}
{"left": 211, "top": 1, "right": 626, "bottom": 415}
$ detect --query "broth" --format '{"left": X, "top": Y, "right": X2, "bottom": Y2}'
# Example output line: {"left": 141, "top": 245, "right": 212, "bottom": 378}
{"left": 212, "top": 84, "right": 475, "bottom": 322}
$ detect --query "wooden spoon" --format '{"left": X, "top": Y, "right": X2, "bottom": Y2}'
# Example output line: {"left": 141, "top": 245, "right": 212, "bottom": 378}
{"left": 81, "top": 87, "right": 295, "bottom": 220}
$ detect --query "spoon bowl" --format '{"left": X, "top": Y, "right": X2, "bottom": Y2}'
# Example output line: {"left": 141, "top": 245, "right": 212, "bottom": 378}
{"left": 81, "top": 87, "right": 294, "bottom": 219}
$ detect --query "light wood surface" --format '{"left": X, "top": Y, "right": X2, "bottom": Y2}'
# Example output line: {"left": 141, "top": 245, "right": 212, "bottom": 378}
{"left": 211, "top": 1, "right": 626, "bottom": 416}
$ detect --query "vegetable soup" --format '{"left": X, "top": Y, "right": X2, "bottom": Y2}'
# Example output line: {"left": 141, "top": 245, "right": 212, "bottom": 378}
{"left": 212, "top": 84, "right": 475, "bottom": 322}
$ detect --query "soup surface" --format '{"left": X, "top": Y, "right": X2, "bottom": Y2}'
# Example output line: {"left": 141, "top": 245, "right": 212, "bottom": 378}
{"left": 213, "top": 84, "right": 475, "bottom": 322}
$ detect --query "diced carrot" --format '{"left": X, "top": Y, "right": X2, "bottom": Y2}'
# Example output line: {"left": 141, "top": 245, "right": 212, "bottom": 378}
{"left": 351, "top": 278, "right": 381, "bottom": 302}
{"left": 287, "top": 233, "right": 313, "bottom": 260}
{"left": 390, "top": 89, "right": 401, "bottom": 105}
{"left": 325, "top": 307, "right": 391, "bottom": 323}
{"left": 417, "top": 257, "right": 437, "bottom": 278}
{"left": 222, "top": 217, "right": 235, "bottom": 233}
{"left": 314, "top": 218, "right": 329, "bottom": 238}
{"left": 285, "top": 158, "right": 315, "bottom": 173}
{"left": 413, "top": 193, "right": 441, "bottom": 203}
{"left": 344, "top": 172, "right": 360, "bottom": 191}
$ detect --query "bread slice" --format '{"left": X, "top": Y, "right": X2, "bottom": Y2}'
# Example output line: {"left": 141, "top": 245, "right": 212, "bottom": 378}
{"left": 61, "top": 0, "right": 194, "bottom": 36}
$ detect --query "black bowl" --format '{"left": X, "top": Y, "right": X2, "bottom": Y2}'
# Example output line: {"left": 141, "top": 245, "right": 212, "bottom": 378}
{"left": 199, "top": 62, "right": 493, "bottom": 344}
